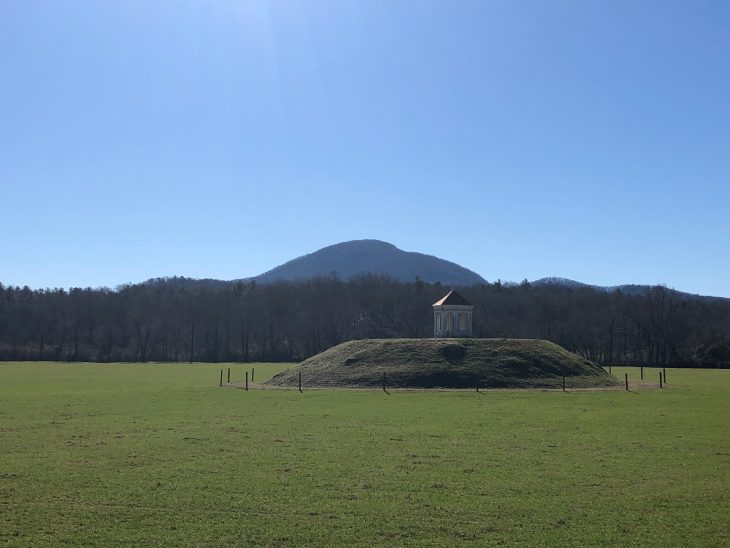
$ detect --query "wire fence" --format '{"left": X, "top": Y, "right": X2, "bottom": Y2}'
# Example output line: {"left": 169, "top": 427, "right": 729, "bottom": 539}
{"left": 217, "top": 366, "right": 670, "bottom": 392}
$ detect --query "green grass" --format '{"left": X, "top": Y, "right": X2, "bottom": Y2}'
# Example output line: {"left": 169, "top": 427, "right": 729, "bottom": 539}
{"left": 1, "top": 363, "right": 728, "bottom": 546}
{"left": 268, "top": 338, "right": 618, "bottom": 389}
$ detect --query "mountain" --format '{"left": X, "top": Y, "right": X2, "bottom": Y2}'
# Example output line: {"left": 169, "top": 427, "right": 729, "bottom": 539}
{"left": 139, "top": 244, "right": 723, "bottom": 301}
{"left": 530, "top": 277, "right": 727, "bottom": 302}
{"left": 530, "top": 277, "right": 593, "bottom": 290}
{"left": 250, "top": 240, "right": 487, "bottom": 286}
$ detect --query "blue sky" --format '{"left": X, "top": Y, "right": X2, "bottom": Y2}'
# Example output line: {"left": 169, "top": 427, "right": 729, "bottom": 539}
{"left": 1, "top": 1, "right": 729, "bottom": 296}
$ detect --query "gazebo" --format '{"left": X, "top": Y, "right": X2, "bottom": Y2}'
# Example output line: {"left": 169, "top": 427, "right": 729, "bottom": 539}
{"left": 432, "top": 290, "right": 473, "bottom": 338}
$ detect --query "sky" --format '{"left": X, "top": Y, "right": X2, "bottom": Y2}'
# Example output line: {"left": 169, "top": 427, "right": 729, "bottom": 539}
{"left": 1, "top": 1, "right": 729, "bottom": 296}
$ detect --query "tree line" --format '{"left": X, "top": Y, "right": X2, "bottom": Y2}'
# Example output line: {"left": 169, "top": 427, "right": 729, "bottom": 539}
{"left": 1, "top": 275, "right": 729, "bottom": 367}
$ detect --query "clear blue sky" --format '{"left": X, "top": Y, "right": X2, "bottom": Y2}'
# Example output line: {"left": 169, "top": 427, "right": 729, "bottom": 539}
{"left": 2, "top": 1, "right": 729, "bottom": 296}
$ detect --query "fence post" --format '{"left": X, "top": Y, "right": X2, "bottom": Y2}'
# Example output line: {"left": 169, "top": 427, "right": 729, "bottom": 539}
{"left": 562, "top": 376, "right": 566, "bottom": 392}
{"left": 609, "top": 364, "right": 612, "bottom": 375}
{"left": 640, "top": 366, "right": 643, "bottom": 380}
{"left": 663, "top": 367, "right": 666, "bottom": 384}
{"left": 252, "top": 368, "right": 255, "bottom": 383}
{"left": 659, "top": 371, "right": 663, "bottom": 389}
{"left": 245, "top": 371, "right": 248, "bottom": 391}
{"left": 219, "top": 369, "right": 223, "bottom": 387}
{"left": 298, "top": 372, "right": 302, "bottom": 393}
{"left": 625, "top": 373, "right": 629, "bottom": 391}
{"left": 227, "top": 368, "right": 230, "bottom": 384}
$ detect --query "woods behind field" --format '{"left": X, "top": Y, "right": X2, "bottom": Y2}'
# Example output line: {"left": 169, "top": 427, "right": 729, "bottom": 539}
{"left": 2, "top": 279, "right": 729, "bottom": 368}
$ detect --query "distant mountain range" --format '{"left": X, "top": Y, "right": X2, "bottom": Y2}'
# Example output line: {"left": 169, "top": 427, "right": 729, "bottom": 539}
{"left": 530, "top": 277, "right": 725, "bottom": 302}
{"left": 143, "top": 240, "right": 725, "bottom": 301}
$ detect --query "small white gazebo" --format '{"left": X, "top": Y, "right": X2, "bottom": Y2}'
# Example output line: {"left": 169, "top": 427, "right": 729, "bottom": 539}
{"left": 433, "top": 290, "right": 473, "bottom": 338}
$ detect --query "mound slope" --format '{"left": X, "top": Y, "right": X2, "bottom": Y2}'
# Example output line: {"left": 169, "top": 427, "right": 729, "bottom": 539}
{"left": 267, "top": 338, "right": 619, "bottom": 389}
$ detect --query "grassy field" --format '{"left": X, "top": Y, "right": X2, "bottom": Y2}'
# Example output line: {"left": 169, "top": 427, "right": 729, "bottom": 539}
{"left": 0, "top": 363, "right": 728, "bottom": 546}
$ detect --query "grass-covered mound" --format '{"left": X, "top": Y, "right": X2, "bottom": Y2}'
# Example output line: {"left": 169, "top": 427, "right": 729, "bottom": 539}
{"left": 267, "top": 338, "right": 619, "bottom": 389}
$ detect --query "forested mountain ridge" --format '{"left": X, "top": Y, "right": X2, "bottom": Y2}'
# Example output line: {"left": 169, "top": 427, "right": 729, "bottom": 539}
{"left": 532, "top": 277, "right": 728, "bottom": 302}
{"left": 248, "top": 239, "right": 486, "bottom": 286}
{"left": 138, "top": 240, "right": 485, "bottom": 289}
{"left": 1, "top": 276, "right": 729, "bottom": 367}
{"left": 136, "top": 241, "right": 725, "bottom": 304}
{"left": 141, "top": 274, "right": 728, "bottom": 303}
{"left": 135, "top": 242, "right": 725, "bottom": 304}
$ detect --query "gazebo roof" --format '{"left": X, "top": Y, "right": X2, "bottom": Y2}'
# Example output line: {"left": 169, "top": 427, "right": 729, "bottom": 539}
{"left": 433, "top": 290, "right": 472, "bottom": 307}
